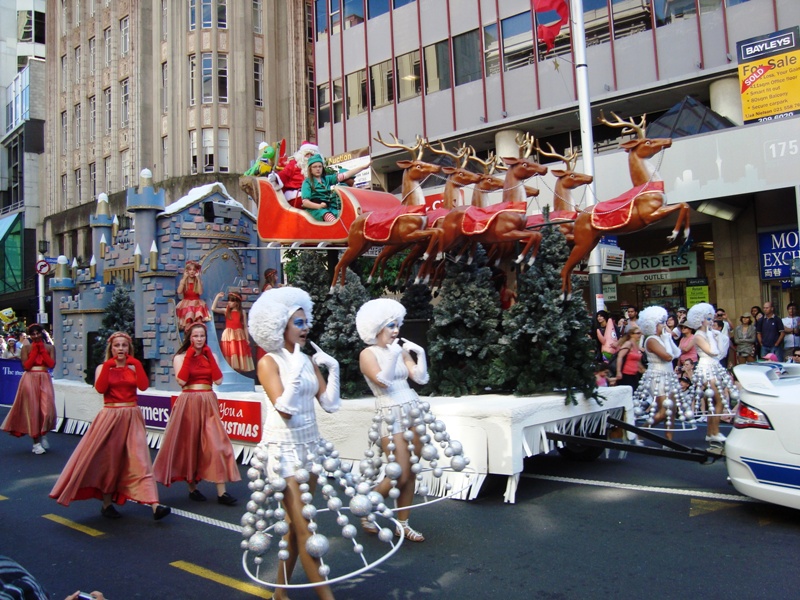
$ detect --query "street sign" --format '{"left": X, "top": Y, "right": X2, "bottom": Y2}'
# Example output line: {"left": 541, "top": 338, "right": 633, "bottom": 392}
{"left": 35, "top": 260, "right": 51, "bottom": 275}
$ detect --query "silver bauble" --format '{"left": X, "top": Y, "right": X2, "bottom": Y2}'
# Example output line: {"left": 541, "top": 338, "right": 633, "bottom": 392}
{"left": 327, "top": 496, "right": 343, "bottom": 511}
{"left": 294, "top": 469, "right": 310, "bottom": 484}
{"left": 378, "top": 527, "right": 394, "bottom": 543}
{"left": 248, "top": 532, "right": 271, "bottom": 554}
{"left": 306, "top": 534, "right": 330, "bottom": 558}
{"left": 241, "top": 525, "right": 256, "bottom": 538}
{"left": 302, "top": 504, "right": 318, "bottom": 520}
{"left": 319, "top": 564, "right": 331, "bottom": 578}
{"left": 278, "top": 549, "right": 290, "bottom": 561}
{"left": 270, "top": 477, "right": 287, "bottom": 492}
{"left": 273, "top": 520, "right": 290, "bottom": 536}
{"left": 450, "top": 455, "right": 467, "bottom": 471}
{"left": 348, "top": 494, "right": 373, "bottom": 516}
{"left": 385, "top": 462, "right": 403, "bottom": 480}
{"left": 341, "top": 523, "right": 358, "bottom": 539}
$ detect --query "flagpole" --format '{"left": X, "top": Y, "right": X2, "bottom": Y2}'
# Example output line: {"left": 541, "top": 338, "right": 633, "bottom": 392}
{"left": 570, "top": 0, "right": 603, "bottom": 314}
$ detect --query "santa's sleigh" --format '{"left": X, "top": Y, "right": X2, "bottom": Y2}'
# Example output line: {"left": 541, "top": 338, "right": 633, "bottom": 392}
{"left": 239, "top": 176, "right": 401, "bottom": 245}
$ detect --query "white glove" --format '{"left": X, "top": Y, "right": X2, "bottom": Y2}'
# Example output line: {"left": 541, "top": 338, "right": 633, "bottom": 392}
{"left": 310, "top": 341, "right": 340, "bottom": 413}
{"left": 376, "top": 340, "right": 403, "bottom": 387}
{"left": 274, "top": 343, "right": 305, "bottom": 415}
{"left": 401, "top": 337, "right": 429, "bottom": 385}
{"left": 267, "top": 171, "right": 283, "bottom": 190}
{"left": 706, "top": 330, "right": 720, "bottom": 358}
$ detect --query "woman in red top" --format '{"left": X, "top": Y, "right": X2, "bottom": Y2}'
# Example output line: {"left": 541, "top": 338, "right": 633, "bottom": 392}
{"left": 212, "top": 291, "right": 254, "bottom": 372}
{"left": 616, "top": 327, "right": 644, "bottom": 389}
{"left": 1, "top": 324, "right": 56, "bottom": 454}
{"left": 153, "top": 323, "right": 240, "bottom": 505}
{"left": 50, "top": 331, "right": 170, "bottom": 520}
{"left": 176, "top": 260, "right": 211, "bottom": 331}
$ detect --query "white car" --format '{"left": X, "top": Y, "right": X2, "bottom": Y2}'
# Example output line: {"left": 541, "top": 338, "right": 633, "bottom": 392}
{"left": 726, "top": 363, "right": 800, "bottom": 510}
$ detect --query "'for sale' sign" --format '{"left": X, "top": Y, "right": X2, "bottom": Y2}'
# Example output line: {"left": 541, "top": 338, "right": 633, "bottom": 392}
{"left": 737, "top": 26, "right": 800, "bottom": 124}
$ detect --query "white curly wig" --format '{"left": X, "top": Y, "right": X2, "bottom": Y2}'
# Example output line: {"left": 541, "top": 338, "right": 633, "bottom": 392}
{"left": 248, "top": 287, "right": 313, "bottom": 353}
{"left": 356, "top": 298, "right": 406, "bottom": 345}
{"left": 686, "top": 302, "right": 714, "bottom": 330}
{"left": 638, "top": 306, "right": 667, "bottom": 337}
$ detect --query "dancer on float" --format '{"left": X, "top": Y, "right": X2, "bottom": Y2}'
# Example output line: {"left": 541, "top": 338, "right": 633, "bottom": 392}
{"left": 1, "top": 324, "right": 56, "bottom": 454}
{"left": 153, "top": 323, "right": 240, "bottom": 505}
{"left": 685, "top": 302, "right": 737, "bottom": 444}
{"left": 212, "top": 291, "right": 255, "bottom": 373}
{"left": 50, "top": 332, "right": 171, "bottom": 520}
{"left": 355, "top": 298, "right": 469, "bottom": 543}
{"left": 246, "top": 287, "right": 343, "bottom": 599}
{"left": 632, "top": 306, "right": 694, "bottom": 439}
{"left": 176, "top": 260, "right": 211, "bottom": 331}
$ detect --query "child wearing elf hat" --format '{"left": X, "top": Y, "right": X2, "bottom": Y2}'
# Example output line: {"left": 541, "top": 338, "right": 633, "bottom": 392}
{"left": 300, "top": 154, "right": 370, "bottom": 222}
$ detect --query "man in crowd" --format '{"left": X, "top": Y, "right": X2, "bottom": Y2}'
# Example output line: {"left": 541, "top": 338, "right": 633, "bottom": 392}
{"left": 756, "top": 301, "right": 784, "bottom": 361}
{"left": 783, "top": 302, "right": 799, "bottom": 358}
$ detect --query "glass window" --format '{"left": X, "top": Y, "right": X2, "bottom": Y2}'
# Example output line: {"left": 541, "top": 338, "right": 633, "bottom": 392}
{"left": 120, "top": 16, "right": 130, "bottom": 56}
{"left": 218, "top": 0, "right": 227, "bottom": 28}
{"left": 368, "top": 0, "right": 389, "bottom": 18}
{"left": 484, "top": 24, "right": 499, "bottom": 76}
{"left": 89, "top": 95, "right": 96, "bottom": 141}
{"left": 346, "top": 70, "right": 367, "bottom": 118}
{"left": 394, "top": 0, "right": 414, "bottom": 8}
{"left": 219, "top": 129, "right": 229, "bottom": 172}
{"left": 317, "top": 82, "right": 331, "bottom": 127}
{"left": 61, "top": 55, "right": 67, "bottom": 91}
{"left": 330, "top": 0, "right": 341, "bottom": 35}
{"left": 613, "top": 0, "right": 651, "bottom": 37}
{"left": 202, "top": 52, "right": 213, "bottom": 103}
{"left": 120, "top": 79, "right": 130, "bottom": 127}
{"left": 332, "top": 78, "right": 343, "bottom": 123}
{"left": 89, "top": 37, "right": 96, "bottom": 74}
{"left": 61, "top": 174, "right": 67, "bottom": 207}
{"left": 162, "top": 137, "right": 169, "bottom": 178}
{"left": 74, "top": 104, "right": 81, "bottom": 149}
{"left": 315, "top": 0, "right": 327, "bottom": 40}
{"left": 75, "top": 169, "right": 82, "bottom": 196}
{"left": 162, "top": 0, "right": 168, "bottom": 40}
{"left": 161, "top": 63, "right": 168, "bottom": 113}
{"left": 34, "top": 11, "right": 45, "bottom": 44}
{"left": 343, "top": 0, "right": 364, "bottom": 29}
{"left": 254, "top": 57, "right": 264, "bottom": 107}
{"left": 217, "top": 54, "right": 228, "bottom": 103}
{"left": 121, "top": 150, "right": 131, "bottom": 188}
{"left": 104, "top": 28, "right": 111, "bottom": 66}
{"left": 188, "top": 54, "right": 196, "bottom": 106}
{"left": 308, "top": 66, "right": 316, "bottom": 110}
{"left": 74, "top": 46, "right": 81, "bottom": 82}
{"left": 502, "top": 11, "right": 534, "bottom": 71}
{"left": 189, "top": 0, "right": 196, "bottom": 31}
{"left": 202, "top": 128, "right": 214, "bottom": 172}
{"left": 396, "top": 50, "right": 421, "bottom": 101}
{"left": 370, "top": 59, "right": 394, "bottom": 109}
{"left": 17, "top": 10, "right": 33, "bottom": 42}
{"left": 654, "top": 0, "right": 696, "bottom": 27}
{"left": 202, "top": 0, "right": 213, "bottom": 28}
{"left": 453, "top": 30, "right": 481, "bottom": 86}
{"left": 424, "top": 40, "right": 450, "bottom": 94}
{"left": 189, "top": 130, "right": 198, "bottom": 173}
{"left": 253, "top": 0, "right": 263, "bottom": 34}
{"left": 61, "top": 111, "right": 67, "bottom": 151}
{"left": 104, "top": 87, "right": 112, "bottom": 133}
{"left": 104, "top": 156, "right": 111, "bottom": 192}
{"left": 89, "top": 163, "right": 97, "bottom": 198}
{"left": 74, "top": 0, "right": 81, "bottom": 26}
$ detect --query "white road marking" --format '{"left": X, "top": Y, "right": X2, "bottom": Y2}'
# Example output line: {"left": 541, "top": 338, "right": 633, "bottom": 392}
{"left": 522, "top": 473, "right": 761, "bottom": 503}
{"left": 169, "top": 507, "right": 244, "bottom": 532}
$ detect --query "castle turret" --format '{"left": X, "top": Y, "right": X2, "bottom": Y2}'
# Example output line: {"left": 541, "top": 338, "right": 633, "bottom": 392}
{"left": 89, "top": 193, "right": 113, "bottom": 282}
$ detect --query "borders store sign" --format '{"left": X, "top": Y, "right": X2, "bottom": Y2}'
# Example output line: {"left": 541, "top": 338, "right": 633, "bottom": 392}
{"left": 737, "top": 26, "right": 800, "bottom": 124}
{"left": 617, "top": 252, "right": 697, "bottom": 284}
{"left": 758, "top": 228, "right": 799, "bottom": 280}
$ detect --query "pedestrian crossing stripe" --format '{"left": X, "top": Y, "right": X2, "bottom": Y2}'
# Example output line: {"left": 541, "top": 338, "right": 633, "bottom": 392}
{"left": 170, "top": 560, "right": 272, "bottom": 598}
{"left": 42, "top": 514, "right": 105, "bottom": 537}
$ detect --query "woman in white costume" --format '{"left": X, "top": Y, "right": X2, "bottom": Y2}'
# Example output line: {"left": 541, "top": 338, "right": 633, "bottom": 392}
{"left": 632, "top": 306, "right": 694, "bottom": 440}
{"left": 685, "top": 302, "right": 737, "bottom": 444}
{"left": 356, "top": 298, "right": 468, "bottom": 544}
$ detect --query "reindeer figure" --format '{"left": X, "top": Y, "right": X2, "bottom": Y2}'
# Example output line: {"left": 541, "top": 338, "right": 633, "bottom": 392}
{"left": 373, "top": 132, "right": 441, "bottom": 206}
{"left": 559, "top": 111, "right": 688, "bottom": 298}
{"left": 529, "top": 142, "right": 593, "bottom": 244}
{"left": 499, "top": 132, "right": 547, "bottom": 203}
{"left": 468, "top": 150, "right": 505, "bottom": 208}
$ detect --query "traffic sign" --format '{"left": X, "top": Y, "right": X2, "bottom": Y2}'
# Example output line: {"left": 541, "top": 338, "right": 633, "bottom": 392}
{"left": 35, "top": 260, "right": 51, "bottom": 275}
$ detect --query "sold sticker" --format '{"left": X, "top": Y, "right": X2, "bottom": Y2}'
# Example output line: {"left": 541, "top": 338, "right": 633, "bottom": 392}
{"left": 740, "top": 63, "right": 774, "bottom": 93}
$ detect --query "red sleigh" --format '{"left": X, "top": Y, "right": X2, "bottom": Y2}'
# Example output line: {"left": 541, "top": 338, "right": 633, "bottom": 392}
{"left": 239, "top": 176, "right": 402, "bottom": 245}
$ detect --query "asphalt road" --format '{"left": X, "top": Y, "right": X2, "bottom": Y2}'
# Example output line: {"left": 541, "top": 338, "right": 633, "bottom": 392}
{"left": 1, "top": 407, "right": 798, "bottom": 600}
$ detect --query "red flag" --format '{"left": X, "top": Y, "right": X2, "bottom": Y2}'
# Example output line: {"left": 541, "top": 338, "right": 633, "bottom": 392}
{"left": 534, "top": 0, "right": 569, "bottom": 52}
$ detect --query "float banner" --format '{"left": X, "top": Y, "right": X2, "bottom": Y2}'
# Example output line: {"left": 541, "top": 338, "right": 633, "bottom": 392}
{"left": 0, "top": 358, "right": 24, "bottom": 406}
{"left": 617, "top": 252, "right": 697, "bottom": 284}
{"left": 758, "top": 228, "right": 799, "bottom": 280}
{"left": 138, "top": 394, "right": 172, "bottom": 429}
{"left": 737, "top": 26, "right": 800, "bottom": 124}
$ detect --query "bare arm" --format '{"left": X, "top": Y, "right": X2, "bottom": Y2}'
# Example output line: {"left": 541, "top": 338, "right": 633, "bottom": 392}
{"left": 360, "top": 348, "right": 387, "bottom": 389}
{"left": 211, "top": 292, "right": 225, "bottom": 315}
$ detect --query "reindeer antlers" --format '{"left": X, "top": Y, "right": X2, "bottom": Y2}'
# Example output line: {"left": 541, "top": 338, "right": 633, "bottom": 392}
{"left": 426, "top": 140, "right": 470, "bottom": 168}
{"left": 373, "top": 131, "right": 427, "bottom": 161}
{"left": 597, "top": 110, "right": 648, "bottom": 139}
{"left": 467, "top": 148, "right": 500, "bottom": 175}
{"left": 514, "top": 132, "right": 535, "bottom": 158}
{"left": 535, "top": 142, "right": 578, "bottom": 172}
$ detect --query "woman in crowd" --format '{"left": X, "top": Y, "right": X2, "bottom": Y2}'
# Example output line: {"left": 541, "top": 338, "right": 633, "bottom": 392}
{"left": 685, "top": 303, "right": 736, "bottom": 444}
{"left": 632, "top": 307, "right": 692, "bottom": 439}
{"left": 247, "top": 287, "right": 341, "bottom": 600}
{"left": 50, "top": 332, "right": 170, "bottom": 520}
{"left": 666, "top": 314, "right": 681, "bottom": 343}
{"left": 356, "top": 298, "right": 468, "bottom": 543}
{"left": 212, "top": 291, "right": 254, "bottom": 373}
{"left": 1, "top": 324, "right": 56, "bottom": 454}
{"left": 678, "top": 324, "right": 698, "bottom": 365}
{"left": 300, "top": 154, "right": 369, "bottom": 222}
{"left": 615, "top": 327, "right": 645, "bottom": 390}
{"left": 595, "top": 310, "right": 619, "bottom": 362}
{"left": 176, "top": 260, "right": 211, "bottom": 331}
{"left": 153, "top": 323, "right": 239, "bottom": 505}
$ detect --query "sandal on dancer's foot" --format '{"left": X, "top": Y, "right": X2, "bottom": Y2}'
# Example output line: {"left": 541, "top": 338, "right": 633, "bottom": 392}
{"left": 395, "top": 521, "right": 425, "bottom": 542}
{"left": 360, "top": 517, "right": 379, "bottom": 534}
